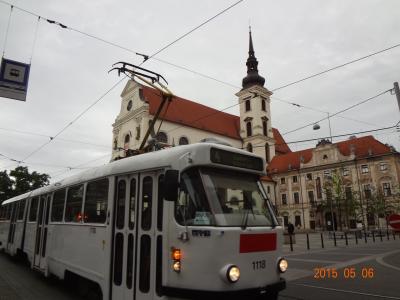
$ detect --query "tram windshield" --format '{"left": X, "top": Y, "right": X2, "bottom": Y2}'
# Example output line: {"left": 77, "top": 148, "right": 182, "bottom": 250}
{"left": 175, "top": 168, "right": 276, "bottom": 227}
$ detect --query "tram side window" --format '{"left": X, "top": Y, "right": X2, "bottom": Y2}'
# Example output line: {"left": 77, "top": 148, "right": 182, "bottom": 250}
{"left": 51, "top": 189, "right": 66, "bottom": 222}
{"left": 0, "top": 206, "right": 4, "bottom": 220}
{"left": 17, "top": 200, "right": 26, "bottom": 220}
{"left": 84, "top": 178, "right": 109, "bottom": 223}
{"left": 29, "top": 198, "right": 39, "bottom": 222}
{"left": 65, "top": 185, "right": 84, "bottom": 222}
{"left": 6, "top": 204, "right": 12, "bottom": 220}
{"left": 141, "top": 177, "right": 153, "bottom": 231}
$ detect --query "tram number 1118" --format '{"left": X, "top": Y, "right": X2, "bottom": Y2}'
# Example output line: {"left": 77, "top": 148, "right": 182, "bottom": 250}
{"left": 252, "top": 260, "right": 266, "bottom": 270}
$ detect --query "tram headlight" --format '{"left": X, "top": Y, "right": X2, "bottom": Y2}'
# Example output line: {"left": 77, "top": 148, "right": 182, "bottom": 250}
{"left": 278, "top": 258, "right": 288, "bottom": 273}
{"left": 227, "top": 265, "right": 240, "bottom": 283}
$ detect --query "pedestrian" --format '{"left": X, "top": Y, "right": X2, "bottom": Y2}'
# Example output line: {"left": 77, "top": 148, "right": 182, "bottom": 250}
{"left": 288, "top": 222, "right": 295, "bottom": 235}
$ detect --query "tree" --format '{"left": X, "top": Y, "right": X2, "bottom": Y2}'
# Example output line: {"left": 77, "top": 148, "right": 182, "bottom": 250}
{"left": 0, "top": 166, "right": 50, "bottom": 203}
{"left": 0, "top": 170, "right": 13, "bottom": 203}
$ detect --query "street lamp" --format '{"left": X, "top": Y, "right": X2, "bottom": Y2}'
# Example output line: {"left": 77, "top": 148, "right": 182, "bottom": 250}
{"left": 314, "top": 112, "right": 336, "bottom": 234}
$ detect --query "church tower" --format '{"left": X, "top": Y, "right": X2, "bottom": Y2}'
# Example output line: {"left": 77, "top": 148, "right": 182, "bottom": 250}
{"left": 236, "top": 29, "right": 275, "bottom": 163}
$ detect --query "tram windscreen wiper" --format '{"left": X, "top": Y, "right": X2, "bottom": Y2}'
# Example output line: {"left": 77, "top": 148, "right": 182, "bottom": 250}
{"left": 241, "top": 192, "right": 255, "bottom": 229}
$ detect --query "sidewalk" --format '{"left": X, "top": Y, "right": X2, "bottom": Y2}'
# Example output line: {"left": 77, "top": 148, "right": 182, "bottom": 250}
{"left": 282, "top": 231, "right": 399, "bottom": 253}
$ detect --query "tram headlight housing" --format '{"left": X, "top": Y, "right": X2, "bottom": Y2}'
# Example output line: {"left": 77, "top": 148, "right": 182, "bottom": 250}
{"left": 278, "top": 258, "right": 288, "bottom": 273}
{"left": 227, "top": 265, "right": 240, "bottom": 283}
{"left": 171, "top": 248, "right": 182, "bottom": 273}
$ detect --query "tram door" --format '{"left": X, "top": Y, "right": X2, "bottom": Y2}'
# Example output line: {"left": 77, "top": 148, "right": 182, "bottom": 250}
{"left": 33, "top": 194, "right": 51, "bottom": 270}
{"left": 111, "top": 172, "right": 160, "bottom": 300}
{"left": 6, "top": 203, "right": 17, "bottom": 252}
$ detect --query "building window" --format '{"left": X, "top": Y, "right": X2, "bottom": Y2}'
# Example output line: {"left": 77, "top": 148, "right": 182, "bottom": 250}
{"left": 382, "top": 182, "right": 391, "bottom": 196}
{"left": 293, "top": 192, "right": 300, "bottom": 204}
{"left": 245, "top": 99, "right": 251, "bottom": 111}
{"left": 267, "top": 186, "right": 271, "bottom": 193}
{"left": 124, "top": 134, "right": 130, "bottom": 150}
{"left": 246, "top": 122, "right": 252, "bottom": 137}
{"left": 261, "top": 98, "right": 266, "bottom": 111}
{"left": 281, "top": 194, "right": 287, "bottom": 205}
{"left": 280, "top": 177, "right": 286, "bottom": 184}
{"left": 316, "top": 177, "right": 322, "bottom": 199}
{"left": 361, "top": 164, "right": 369, "bottom": 174}
{"left": 292, "top": 176, "right": 298, "bottom": 183}
{"left": 345, "top": 186, "right": 352, "bottom": 200}
{"left": 179, "top": 136, "right": 189, "bottom": 145}
{"left": 262, "top": 120, "right": 268, "bottom": 136}
{"left": 156, "top": 131, "right": 168, "bottom": 143}
{"left": 323, "top": 154, "right": 328, "bottom": 160}
{"left": 246, "top": 143, "right": 253, "bottom": 153}
{"left": 127, "top": 100, "right": 132, "bottom": 111}
{"left": 324, "top": 170, "right": 331, "bottom": 178}
{"left": 380, "top": 163, "right": 387, "bottom": 171}
{"left": 342, "top": 168, "right": 349, "bottom": 176}
{"left": 363, "top": 184, "right": 372, "bottom": 199}
{"left": 295, "top": 215, "right": 301, "bottom": 227}
{"left": 306, "top": 173, "right": 312, "bottom": 181}
{"left": 308, "top": 190, "right": 314, "bottom": 204}
{"left": 265, "top": 143, "right": 270, "bottom": 163}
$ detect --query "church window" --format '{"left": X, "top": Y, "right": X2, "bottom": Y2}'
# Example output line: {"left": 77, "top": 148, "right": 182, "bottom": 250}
{"left": 261, "top": 98, "right": 266, "bottom": 111}
{"left": 246, "top": 143, "right": 253, "bottom": 153}
{"left": 156, "top": 132, "right": 168, "bottom": 144}
{"left": 124, "top": 134, "right": 130, "bottom": 144}
{"left": 179, "top": 136, "right": 189, "bottom": 145}
{"left": 246, "top": 122, "right": 252, "bottom": 137}
{"left": 245, "top": 99, "right": 251, "bottom": 111}
{"left": 127, "top": 100, "right": 132, "bottom": 111}
{"left": 265, "top": 143, "right": 270, "bottom": 162}
{"left": 262, "top": 120, "right": 268, "bottom": 136}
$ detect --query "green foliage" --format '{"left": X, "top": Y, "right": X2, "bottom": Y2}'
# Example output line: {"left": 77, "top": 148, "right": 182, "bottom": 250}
{"left": 0, "top": 166, "right": 50, "bottom": 203}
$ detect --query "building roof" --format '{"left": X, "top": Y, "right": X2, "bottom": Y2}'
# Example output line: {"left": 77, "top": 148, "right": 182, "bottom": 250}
{"left": 267, "top": 135, "right": 394, "bottom": 174}
{"left": 142, "top": 86, "right": 291, "bottom": 154}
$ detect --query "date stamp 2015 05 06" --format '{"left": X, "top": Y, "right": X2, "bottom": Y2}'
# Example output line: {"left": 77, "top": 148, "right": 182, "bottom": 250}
{"left": 313, "top": 267, "right": 375, "bottom": 280}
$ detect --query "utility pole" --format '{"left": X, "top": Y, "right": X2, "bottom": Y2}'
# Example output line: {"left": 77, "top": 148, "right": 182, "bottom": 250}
{"left": 394, "top": 82, "right": 400, "bottom": 112}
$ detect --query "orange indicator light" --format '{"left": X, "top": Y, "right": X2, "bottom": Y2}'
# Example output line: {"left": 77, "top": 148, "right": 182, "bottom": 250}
{"left": 172, "top": 248, "right": 182, "bottom": 260}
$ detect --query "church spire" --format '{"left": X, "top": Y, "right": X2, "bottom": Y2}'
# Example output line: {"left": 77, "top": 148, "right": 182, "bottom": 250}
{"left": 242, "top": 28, "right": 265, "bottom": 89}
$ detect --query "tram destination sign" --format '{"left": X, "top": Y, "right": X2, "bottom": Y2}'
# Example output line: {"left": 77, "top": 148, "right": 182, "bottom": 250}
{"left": 210, "top": 148, "right": 264, "bottom": 171}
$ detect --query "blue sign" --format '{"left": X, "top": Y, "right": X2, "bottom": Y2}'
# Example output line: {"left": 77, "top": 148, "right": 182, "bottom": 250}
{"left": 0, "top": 57, "right": 31, "bottom": 101}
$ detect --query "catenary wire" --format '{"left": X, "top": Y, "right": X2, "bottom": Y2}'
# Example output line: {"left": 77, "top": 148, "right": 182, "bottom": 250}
{"left": 0, "top": 0, "right": 245, "bottom": 169}
{"left": 281, "top": 89, "right": 391, "bottom": 136}
{"left": 0, "top": 0, "right": 397, "bottom": 172}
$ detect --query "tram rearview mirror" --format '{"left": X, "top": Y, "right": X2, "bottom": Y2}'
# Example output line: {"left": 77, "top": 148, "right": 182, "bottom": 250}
{"left": 164, "top": 169, "right": 179, "bottom": 201}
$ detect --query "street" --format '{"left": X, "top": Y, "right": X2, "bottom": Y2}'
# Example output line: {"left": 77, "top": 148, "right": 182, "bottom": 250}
{"left": 0, "top": 237, "right": 399, "bottom": 299}
{"left": 281, "top": 236, "right": 400, "bottom": 299}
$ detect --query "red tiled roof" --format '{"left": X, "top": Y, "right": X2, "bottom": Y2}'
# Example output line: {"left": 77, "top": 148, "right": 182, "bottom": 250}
{"left": 142, "top": 86, "right": 291, "bottom": 153}
{"left": 267, "top": 136, "right": 393, "bottom": 174}
{"left": 273, "top": 128, "right": 291, "bottom": 154}
{"left": 261, "top": 175, "right": 275, "bottom": 182}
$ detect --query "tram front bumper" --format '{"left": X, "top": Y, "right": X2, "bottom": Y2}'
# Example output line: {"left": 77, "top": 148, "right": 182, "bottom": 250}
{"left": 162, "top": 277, "right": 286, "bottom": 299}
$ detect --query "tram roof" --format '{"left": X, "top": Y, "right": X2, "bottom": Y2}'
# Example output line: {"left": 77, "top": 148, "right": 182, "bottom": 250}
{"left": 1, "top": 142, "right": 265, "bottom": 205}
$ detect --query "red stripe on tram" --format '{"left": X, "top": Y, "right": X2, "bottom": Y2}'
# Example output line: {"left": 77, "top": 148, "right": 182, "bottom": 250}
{"left": 239, "top": 233, "right": 277, "bottom": 253}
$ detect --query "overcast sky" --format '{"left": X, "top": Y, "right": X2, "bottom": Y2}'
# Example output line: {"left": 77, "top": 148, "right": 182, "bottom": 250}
{"left": 0, "top": 0, "right": 399, "bottom": 182}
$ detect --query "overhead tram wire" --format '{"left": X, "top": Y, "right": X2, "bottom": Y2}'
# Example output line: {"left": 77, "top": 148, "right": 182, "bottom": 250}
{"left": 250, "top": 123, "right": 399, "bottom": 149}
{"left": 1, "top": 0, "right": 398, "bottom": 170}
{"left": 0, "top": 0, "right": 245, "bottom": 170}
{"left": 281, "top": 89, "right": 391, "bottom": 136}
{"left": 48, "top": 123, "right": 399, "bottom": 181}
{"left": 0, "top": 127, "right": 109, "bottom": 148}
{"left": 0, "top": 0, "right": 397, "bottom": 142}
{"left": 1, "top": 0, "right": 399, "bottom": 100}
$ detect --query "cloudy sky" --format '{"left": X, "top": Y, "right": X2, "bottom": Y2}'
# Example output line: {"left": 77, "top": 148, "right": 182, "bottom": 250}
{"left": 0, "top": 0, "right": 399, "bottom": 182}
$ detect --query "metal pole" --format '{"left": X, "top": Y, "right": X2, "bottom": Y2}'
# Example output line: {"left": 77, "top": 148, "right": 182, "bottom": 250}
{"left": 320, "top": 232, "right": 324, "bottom": 248}
{"left": 394, "top": 82, "right": 400, "bottom": 112}
{"left": 327, "top": 112, "right": 336, "bottom": 237}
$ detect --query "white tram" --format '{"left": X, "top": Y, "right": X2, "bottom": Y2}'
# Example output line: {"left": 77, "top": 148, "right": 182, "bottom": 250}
{"left": 0, "top": 142, "right": 287, "bottom": 299}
